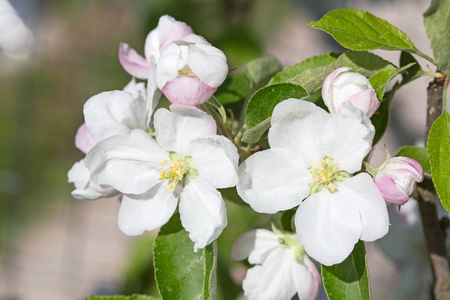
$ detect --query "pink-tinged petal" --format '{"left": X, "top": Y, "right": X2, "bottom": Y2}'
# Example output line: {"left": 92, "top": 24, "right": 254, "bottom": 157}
{"left": 118, "top": 183, "right": 178, "bottom": 236}
{"left": 299, "top": 256, "right": 321, "bottom": 300}
{"left": 83, "top": 90, "right": 148, "bottom": 142}
{"left": 179, "top": 179, "right": 227, "bottom": 251}
{"left": 75, "top": 123, "right": 96, "bottom": 154}
{"left": 157, "top": 15, "right": 193, "bottom": 52}
{"left": 188, "top": 43, "right": 228, "bottom": 88}
{"left": 243, "top": 248, "right": 298, "bottom": 300}
{"left": 339, "top": 173, "right": 389, "bottom": 241}
{"left": 68, "top": 159, "right": 118, "bottom": 200}
{"left": 85, "top": 129, "right": 169, "bottom": 194}
{"left": 295, "top": 189, "right": 363, "bottom": 266}
{"left": 177, "top": 33, "right": 209, "bottom": 45}
{"left": 189, "top": 135, "right": 238, "bottom": 189}
{"left": 322, "top": 67, "right": 351, "bottom": 113}
{"left": 161, "top": 75, "right": 216, "bottom": 106}
{"left": 231, "top": 229, "right": 279, "bottom": 264}
{"left": 119, "top": 43, "right": 151, "bottom": 79}
{"left": 268, "top": 99, "right": 329, "bottom": 167}
{"left": 389, "top": 157, "right": 424, "bottom": 182}
{"left": 375, "top": 173, "right": 410, "bottom": 205}
{"left": 237, "top": 148, "right": 311, "bottom": 214}
{"left": 322, "top": 102, "right": 374, "bottom": 173}
{"left": 153, "top": 107, "right": 216, "bottom": 154}
{"left": 347, "top": 89, "right": 380, "bottom": 118}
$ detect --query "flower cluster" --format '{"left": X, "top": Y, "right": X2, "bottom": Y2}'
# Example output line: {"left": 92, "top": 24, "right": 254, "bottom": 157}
{"left": 68, "top": 15, "right": 425, "bottom": 300}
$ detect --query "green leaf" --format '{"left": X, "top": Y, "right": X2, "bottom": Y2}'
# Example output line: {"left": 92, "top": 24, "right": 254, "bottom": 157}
{"left": 86, "top": 295, "right": 158, "bottom": 300}
{"left": 369, "top": 63, "right": 416, "bottom": 100}
{"left": 309, "top": 9, "right": 418, "bottom": 53}
{"left": 396, "top": 146, "right": 432, "bottom": 179}
{"left": 399, "top": 52, "right": 423, "bottom": 84}
{"left": 215, "top": 73, "right": 251, "bottom": 105}
{"left": 287, "top": 51, "right": 396, "bottom": 94}
{"left": 205, "top": 96, "right": 227, "bottom": 124}
{"left": 322, "top": 241, "right": 371, "bottom": 300}
{"left": 280, "top": 209, "right": 296, "bottom": 232}
{"left": 424, "top": 0, "right": 450, "bottom": 75}
{"left": 371, "top": 83, "right": 399, "bottom": 145}
{"left": 242, "top": 83, "right": 309, "bottom": 144}
{"left": 154, "top": 212, "right": 217, "bottom": 300}
{"left": 427, "top": 112, "right": 450, "bottom": 212}
{"left": 269, "top": 53, "right": 341, "bottom": 84}
{"left": 244, "top": 55, "right": 282, "bottom": 91}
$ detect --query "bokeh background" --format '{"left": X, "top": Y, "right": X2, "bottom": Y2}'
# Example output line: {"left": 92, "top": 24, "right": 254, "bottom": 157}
{"left": 0, "top": 0, "right": 443, "bottom": 299}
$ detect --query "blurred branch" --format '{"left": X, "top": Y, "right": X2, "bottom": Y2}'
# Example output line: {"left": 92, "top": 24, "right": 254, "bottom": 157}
{"left": 417, "top": 78, "right": 450, "bottom": 300}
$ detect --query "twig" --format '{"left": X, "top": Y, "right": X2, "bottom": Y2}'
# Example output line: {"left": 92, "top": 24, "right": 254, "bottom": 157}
{"left": 417, "top": 78, "right": 450, "bottom": 300}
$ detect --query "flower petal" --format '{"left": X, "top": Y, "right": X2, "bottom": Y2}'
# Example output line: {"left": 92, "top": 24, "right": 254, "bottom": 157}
{"left": 230, "top": 229, "right": 280, "bottom": 264}
{"left": 322, "top": 67, "right": 350, "bottom": 113}
{"left": 341, "top": 173, "right": 389, "bottom": 241}
{"left": 189, "top": 135, "right": 238, "bottom": 189}
{"left": 322, "top": 102, "right": 374, "bottom": 173}
{"left": 237, "top": 148, "right": 311, "bottom": 214}
{"left": 68, "top": 159, "right": 117, "bottom": 200}
{"left": 268, "top": 99, "right": 329, "bottom": 167}
{"left": 161, "top": 75, "right": 216, "bottom": 107}
{"left": 154, "top": 43, "right": 184, "bottom": 89}
{"left": 83, "top": 91, "right": 148, "bottom": 142}
{"left": 179, "top": 179, "right": 227, "bottom": 251}
{"left": 295, "top": 189, "right": 363, "bottom": 266}
{"left": 153, "top": 107, "right": 216, "bottom": 154}
{"left": 243, "top": 248, "right": 298, "bottom": 300}
{"left": 296, "top": 256, "right": 321, "bottom": 300}
{"left": 85, "top": 129, "right": 168, "bottom": 194}
{"left": 118, "top": 43, "right": 151, "bottom": 79}
{"left": 118, "top": 183, "right": 178, "bottom": 236}
{"left": 188, "top": 43, "right": 228, "bottom": 88}
{"left": 347, "top": 89, "right": 380, "bottom": 118}
{"left": 75, "top": 123, "right": 96, "bottom": 154}
{"left": 375, "top": 173, "right": 409, "bottom": 205}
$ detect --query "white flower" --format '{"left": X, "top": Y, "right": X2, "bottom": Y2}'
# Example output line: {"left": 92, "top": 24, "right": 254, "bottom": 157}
{"left": 0, "top": 0, "right": 34, "bottom": 59}
{"left": 322, "top": 67, "right": 379, "bottom": 118}
{"left": 154, "top": 34, "right": 228, "bottom": 106}
{"left": 237, "top": 99, "right": 389, "bottom": 266}
{"left": 231, "top": 228, "right": 320, "bottom": 300}
{"left": 68, "top": 79, "right": 150, "bottom": 200}
{"left": 84, "top": 106, "right": 239, "bottom": 250}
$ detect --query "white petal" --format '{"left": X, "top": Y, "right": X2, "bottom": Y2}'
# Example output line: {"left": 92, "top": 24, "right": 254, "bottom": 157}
{"left": 153, "top": 107, "right": 216, "bottom": 154}
{"left": 85, "top": 129, "right": 169, "bottom": 194}
{"left": 339, "top": 173, "right": 389, "bottom": 241}
{"left": 295, "top": 255, "right": 321, "bottom": 300}
{"left": 243, "top": 248, "right": 298, "bottom": 300}
{"left": 268, "top": 99, "right": 329, "bottom": 167}
{"left": 154, "top": 43, "right": 183, "bottom": 89}
{"left": 236, "top": 148, "right": 311, "bottom": 214}
{"left": 118, "top": 183, "right": 178, "bottom": 236}
{"left": 83, "top": 91, "right": 148, "bottom": 142}
{"left": 123, "top": 77, "right": 146, "bottom": 98}
{"left": 230, "top": 229, "right": 280, "bottom": 264}
{"left": 179, "top": 179, "right": 227, "bottom": 251}
{"left": 67, "top": 159, "right": 117, "bottom": 200}
{"left": 322, "top": 102, "right": 374, "bottom": 173}
{"left": 188, "top": 43, "right": 228, "bottom": 87}
{"left": 189, "top": 135, "right": 238, "bottom": 189}
{"left": 295, "top": 189, "right": 363, "bottom": 266}
{"left": 146, "top": 56, "right": 162, "bottom": 123}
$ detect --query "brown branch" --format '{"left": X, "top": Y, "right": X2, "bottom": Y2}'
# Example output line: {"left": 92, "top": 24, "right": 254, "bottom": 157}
{"left": 417, "top": 78, "right": 450, "bottom": 300}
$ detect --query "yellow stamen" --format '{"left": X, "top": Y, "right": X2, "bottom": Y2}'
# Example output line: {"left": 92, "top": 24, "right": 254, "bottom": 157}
{"left": 308, "top": 182, "right": 311, "bottom": 186}
{"left": 318, "top": 158, "right": 325, "bottom": 163}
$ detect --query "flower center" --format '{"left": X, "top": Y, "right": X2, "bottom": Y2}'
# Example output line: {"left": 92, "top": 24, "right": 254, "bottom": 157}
{"left": 178, "top": 66, "right": 197, "bottom": 77}
{"left": 308, "top": 157, "right": 350, "bottom": 194}
{"left": 159, "top": 152, "right": 198, "bottom": 193}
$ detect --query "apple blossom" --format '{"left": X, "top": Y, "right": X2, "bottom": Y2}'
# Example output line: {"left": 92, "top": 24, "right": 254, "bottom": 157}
{"left": 367, "top": 155, "right": 424, "bottom": 205}
{"left": 154, "top": 34, "right": 228, "bottom": 107}
{"left": 237, "top": 99, "right": 389, "bottom": 266}
{"left": 231, "top": 228, "right": 320, "bottom": 300}
{"left": 118, "top": 15, "right": 193, "bottom": 79}
{"left": 0, "top": 0, "right": 34, "bottom": 59}
{"left": 322, "top": 67, "right": 380, "bottom": 117}
{"left": 84, "top": 107, "right": 239, "bottom": 250}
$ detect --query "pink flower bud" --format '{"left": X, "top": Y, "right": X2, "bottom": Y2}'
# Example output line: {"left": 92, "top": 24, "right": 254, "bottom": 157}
{"left": 322, "top": 67, "right": 380, "bottom": 117}
{"left": 75, "top": 123, "right": 96, "bottom": 154}
{"left": 155, "top": 34, "right": 228, "bottom": 107}
{"left": 374, "top": 157, "right": 424, "bottom": 205}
